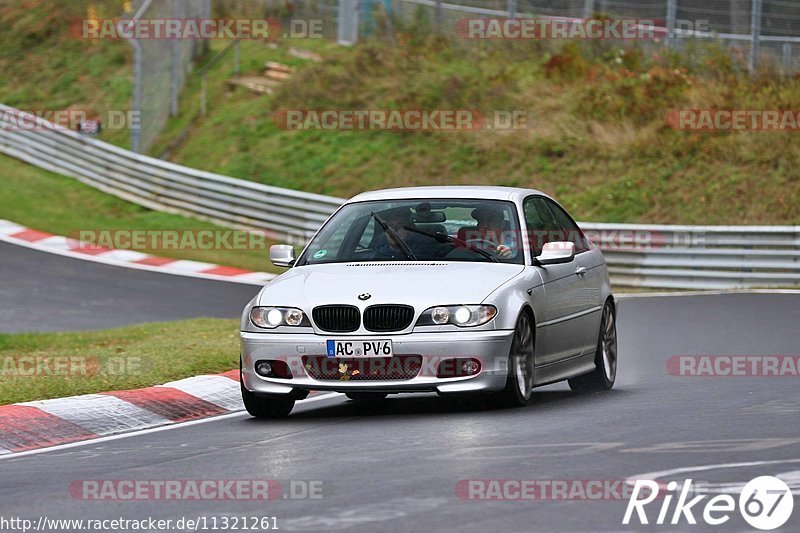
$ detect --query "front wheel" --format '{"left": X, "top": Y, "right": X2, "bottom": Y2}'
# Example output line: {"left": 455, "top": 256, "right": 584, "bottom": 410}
{"left": 491, "top": 312, "right": 535, "bottom": 408}
{"left": 240, "top": 379, "right": 295, "bottom": 418}
{"left": 568, "top": 300, "right": 617, "bottom": 392}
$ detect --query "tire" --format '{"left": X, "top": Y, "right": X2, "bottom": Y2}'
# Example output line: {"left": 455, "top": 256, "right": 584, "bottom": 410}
{"left": 568, "top": 300, "right": 617, "bottom": 393}
{"left": 345, "top": 392, "right": 389, "bottom": 401}
{"left": 491, "top": 312, "right": 535, "bottom": 408}
{"left": 240, "top": 370, "right": 295, "bottom": 419}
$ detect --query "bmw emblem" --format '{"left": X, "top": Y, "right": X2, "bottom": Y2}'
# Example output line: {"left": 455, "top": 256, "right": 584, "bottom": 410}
{"left": 358, "top": 293, "right": 371, "bottom": 301}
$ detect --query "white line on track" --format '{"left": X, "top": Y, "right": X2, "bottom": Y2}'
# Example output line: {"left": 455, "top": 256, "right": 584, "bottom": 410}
{"left": 617, "top": 289, "right": 800, "bottom": 299}
{"left": 0, "top": 393, "right": 342, "bottom": 461}
{"left": 629, "top": 457, "right": 800, "bottom": 484}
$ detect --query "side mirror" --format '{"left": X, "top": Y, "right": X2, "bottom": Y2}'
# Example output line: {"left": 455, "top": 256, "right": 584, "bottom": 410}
{"left": 535, "top": 241, "right": 575, "bottom": 265}
{"left": 269, "top": 244, "right": 296, "bottom": 268}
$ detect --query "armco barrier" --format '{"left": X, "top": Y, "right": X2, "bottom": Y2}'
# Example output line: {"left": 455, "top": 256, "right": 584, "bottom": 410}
{"left": 582, "top": 223, "right": 800, "bottom": 289}
{"left": 1, "top": 104, "right": 799, "bottom": 289}
{"left": 0, "top": 104, "right": 344, "bottom": 245}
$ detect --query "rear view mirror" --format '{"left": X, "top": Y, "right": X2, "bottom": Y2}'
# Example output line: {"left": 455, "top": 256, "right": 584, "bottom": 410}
{"left": 269, "top": 244, "right": 296, "bottom": 268}
{"left": 535, "top": 241, "right": 575, "bottom": 265}
{"left": 412, "top": 211, "right": 446, "bottom": 223}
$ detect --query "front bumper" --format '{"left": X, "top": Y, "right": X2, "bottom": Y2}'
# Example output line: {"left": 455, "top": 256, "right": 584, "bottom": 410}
{"left": 240, "top": 329, "right": 515, "bottom": 396}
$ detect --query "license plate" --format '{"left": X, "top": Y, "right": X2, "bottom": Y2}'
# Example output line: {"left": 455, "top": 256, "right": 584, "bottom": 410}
{"left": 326, "top": 339, "right": 393, "bottom": 358}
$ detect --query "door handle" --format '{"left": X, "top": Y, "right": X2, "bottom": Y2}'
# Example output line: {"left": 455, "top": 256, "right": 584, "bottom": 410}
{"left": 575, "top": 266, "right": 587, "bottom": 276}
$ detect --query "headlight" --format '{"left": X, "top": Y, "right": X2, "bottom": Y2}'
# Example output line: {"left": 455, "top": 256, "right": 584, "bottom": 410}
{"left": 416, "top": 305, "right": 497, "bottom": 327}
{"left": 250, "top": 307, "right": 310, "bottom": 329}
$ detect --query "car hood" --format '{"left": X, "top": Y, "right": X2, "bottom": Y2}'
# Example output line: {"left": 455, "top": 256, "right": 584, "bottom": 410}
{"left": 258, "top": 262, "right": 525, "bottom": 309}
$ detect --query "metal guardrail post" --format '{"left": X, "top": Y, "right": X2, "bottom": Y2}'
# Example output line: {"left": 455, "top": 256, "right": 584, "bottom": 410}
{"left": 170, "top": 0, "right": 181, "bottom": 117}
{"left": 129, "top": 41, "right": 143, "bottom": 153}
{"left": 666, "top": 0, "right": 677, "bottom": 48}
{"left": 202, "top": 0, "right": 212, "bottom": 54}
{"left": 583, "top": 0, "right": 594, "bottom": 19}
{"left": 750, "top": 0, "right": 763, "bottom": 73}
{"left": 201, "top": 76, "right": 208, "bottom": 117}
{"left": 123, "top": 0, "right": 153, "bottom": 153}
{"left": 507, "top": 0, "right": 517, "bottom": 18}
{"left": 337, "top": 0, "right": 360, "bottom": 45}
{"left": 783, "top": 42, "right": 792, "bottom": 74}
{"left": 435, "top": 0, "right": 443, "bottom": 33}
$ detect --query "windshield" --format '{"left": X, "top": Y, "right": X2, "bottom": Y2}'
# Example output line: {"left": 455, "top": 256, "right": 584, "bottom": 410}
{"left": 298, "top": 199, "right": 524, "bottom": 265}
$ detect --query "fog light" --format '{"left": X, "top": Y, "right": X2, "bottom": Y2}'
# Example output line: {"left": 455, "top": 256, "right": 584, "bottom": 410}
{"left": 255, "top": 361, "right": 273, "bottom": 377}
{"left": 437, "top": 358, "right": 482, "bottom": 378}
{"left": 461, "top": 359, "right": 481, "bottom": 375}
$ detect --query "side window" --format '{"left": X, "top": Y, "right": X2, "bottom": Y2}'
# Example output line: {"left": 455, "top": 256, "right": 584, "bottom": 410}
{"left": 523, "top": 197, "right": 559, "bottom": 256}
{"left": 543, "top": 199, "right": 590, "bottom": 253}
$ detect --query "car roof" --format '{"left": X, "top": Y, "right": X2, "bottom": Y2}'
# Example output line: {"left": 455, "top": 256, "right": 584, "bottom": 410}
{"left": 349, "top": 186, "right": 551, "bottom": 203}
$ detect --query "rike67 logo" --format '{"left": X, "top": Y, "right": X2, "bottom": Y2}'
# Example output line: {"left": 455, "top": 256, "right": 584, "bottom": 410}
{"left": 624, "top": 476, "right": 794, "bottom": 530}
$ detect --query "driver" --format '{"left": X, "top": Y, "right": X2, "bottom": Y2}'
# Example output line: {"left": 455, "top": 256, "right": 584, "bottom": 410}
{"left": 465, "top": 206, "right": 515, "bottom": 259}
{"left": 369, "top": 207, "right": 427, "bottom": 260}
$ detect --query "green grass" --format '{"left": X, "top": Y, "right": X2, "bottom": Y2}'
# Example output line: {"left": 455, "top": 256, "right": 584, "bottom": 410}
{"left": 159, "top": 36, "right": 800, "bottom": 225}
{"left": 0, "top": 319, "right": 239, "bottom": 405}
{"left": 0, "top": 155, "right": 281, "bottom": 273}
{"left": 151, "top": 38, "right": 338, "bottom": 158}
{"left": 0, "top": 1, "right": 134, "bottom": 148}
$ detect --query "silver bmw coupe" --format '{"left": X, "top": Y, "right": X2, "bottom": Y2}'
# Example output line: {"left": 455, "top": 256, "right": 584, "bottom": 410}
{"left": 240, "top": 186, "right": 617, "bottom": 418}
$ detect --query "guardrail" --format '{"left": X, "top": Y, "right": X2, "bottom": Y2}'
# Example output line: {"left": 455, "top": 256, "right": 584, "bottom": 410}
{"left": 0, "top": 104, "right": 344, "bottom": 244}
{"left": 1, "top": 104, "right": 798, "bottom": 289}
{"left": 580, "top": 223, "right": 800, "bottom": 289}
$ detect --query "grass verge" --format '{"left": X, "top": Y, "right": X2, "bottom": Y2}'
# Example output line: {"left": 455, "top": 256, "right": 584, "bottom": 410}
{"left": 0, "top": 318, "right": 239, "bottom": 405}
{"left": 160, "top": 36, "right": 800, "bottom": 225}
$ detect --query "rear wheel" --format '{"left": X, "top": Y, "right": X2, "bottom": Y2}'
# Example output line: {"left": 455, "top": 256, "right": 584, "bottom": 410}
{"left": 345, "top": 392, "right": 389, "bottom": 401}
{"left": 491, "top": 312, "right": 535, "bottom": 407}
{"left": 568, "top": 300, "right": 617, "bottom": 392}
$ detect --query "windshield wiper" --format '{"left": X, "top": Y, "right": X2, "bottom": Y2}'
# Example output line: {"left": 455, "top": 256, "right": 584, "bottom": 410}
{"left": 371, "top": 212, "right": 418, "bottom": 260}
{"left": 400, "top": 226, "right": 499, "bottom": 263}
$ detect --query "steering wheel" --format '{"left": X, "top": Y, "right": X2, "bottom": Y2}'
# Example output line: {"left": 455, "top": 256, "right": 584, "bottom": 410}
{"left": 465, "top": 238, "right": 499, "bottom": 251}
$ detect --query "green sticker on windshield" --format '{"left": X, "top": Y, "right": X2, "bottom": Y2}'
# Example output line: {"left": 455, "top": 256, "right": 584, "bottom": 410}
{"left": 313, "top": 249, "right": 328, "bottom": 259}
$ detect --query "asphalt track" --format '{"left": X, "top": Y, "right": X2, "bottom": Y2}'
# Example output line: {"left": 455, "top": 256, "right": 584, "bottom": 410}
{"left": 0, "top": 241, "right": 260, "bottom": 332}
{"left": 1, "top": 240, "right": 800, "bottom": 532}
